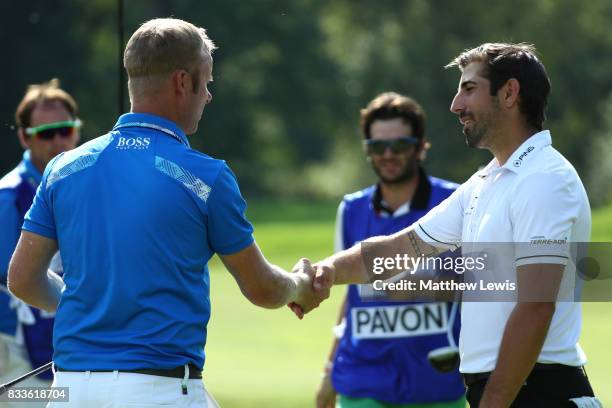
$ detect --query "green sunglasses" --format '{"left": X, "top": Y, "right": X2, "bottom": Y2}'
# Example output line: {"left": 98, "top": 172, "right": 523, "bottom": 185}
{"left": 25, "top": 119, "right": 81, "bottom": 141}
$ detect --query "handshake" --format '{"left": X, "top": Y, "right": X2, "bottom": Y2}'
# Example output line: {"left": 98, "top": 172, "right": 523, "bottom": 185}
{"left": 287, "top": 259, "right": 335, "bottom": 319}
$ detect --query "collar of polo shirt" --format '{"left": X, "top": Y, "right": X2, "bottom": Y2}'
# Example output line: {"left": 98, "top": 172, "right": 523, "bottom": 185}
{"left": 477, "top": 130, "right": 552, "bottom": 178}
{"left": 371, "top": 167, "right": 432, "bottom": 217}
{"left": 113, "top": 113, "right": 190, "bottom": 147}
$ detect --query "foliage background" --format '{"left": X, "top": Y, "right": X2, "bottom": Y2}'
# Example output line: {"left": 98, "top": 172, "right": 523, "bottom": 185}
{"left": 2, "top": 0, "right": 612, "bottom": 203}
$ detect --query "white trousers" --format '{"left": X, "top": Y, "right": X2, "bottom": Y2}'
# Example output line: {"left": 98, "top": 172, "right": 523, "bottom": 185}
{"left": 46, "top": 370, "right": 219, "bottom": 408}
{"left": 0, "top": 333, "right": 52, "bottom": 408}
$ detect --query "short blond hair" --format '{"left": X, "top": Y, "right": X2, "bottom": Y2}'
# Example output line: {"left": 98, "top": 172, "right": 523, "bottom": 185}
{"left": 124, "top": 18, "right": 217, "bottom": 98}
{"left": 15, "top": 78, "right": 78, "bottom": 129}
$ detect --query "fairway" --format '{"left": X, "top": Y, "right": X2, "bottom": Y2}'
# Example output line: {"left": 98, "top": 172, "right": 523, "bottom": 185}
{"left": 204, "top": 201, "right": 612, "bottom": 407}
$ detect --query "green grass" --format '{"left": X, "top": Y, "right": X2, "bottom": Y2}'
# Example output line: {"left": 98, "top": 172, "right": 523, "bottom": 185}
{"left": 203, "top": 201, "right": 612, "bottom": 407}
{"left": 592, "top": 205, "right": 612, "bottom": 242}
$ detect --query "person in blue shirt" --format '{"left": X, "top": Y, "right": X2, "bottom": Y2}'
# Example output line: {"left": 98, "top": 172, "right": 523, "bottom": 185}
{"left": 315, "top": 93, "right": 465, "bottom": 408}
{"left": 8, "top": 18, "right": 329, "bottom": 408}
{"left": 0, "top": 78, "right": 80, "bottom": 407}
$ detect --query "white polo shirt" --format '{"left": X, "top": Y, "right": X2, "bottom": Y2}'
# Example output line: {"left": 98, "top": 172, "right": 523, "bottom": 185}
{"left": 415, "top": 130, "right": 591, "bottom": 373}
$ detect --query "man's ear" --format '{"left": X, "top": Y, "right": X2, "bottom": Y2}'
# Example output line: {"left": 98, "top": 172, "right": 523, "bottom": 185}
{"left": 18, "top": 128, "right": 30, "bottom": 150}
{"left": 171, "top": 70, "right": 189, "bottom": 96}
{"left": 500, "top": 78, "right": 520, "bottom": 109}
{"left": 74, "top": 127, "right": 81, "bottom": 145}
{"left": 418, "top": 140, "right": 431, "bottom": 162}
{"left": 363, "top": 141, "right": 372, "bottom": 162}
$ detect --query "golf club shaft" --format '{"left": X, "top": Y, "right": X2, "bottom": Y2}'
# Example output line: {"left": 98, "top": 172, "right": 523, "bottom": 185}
{"left": 0, "top": 361, "right": 53, "bottom": 395}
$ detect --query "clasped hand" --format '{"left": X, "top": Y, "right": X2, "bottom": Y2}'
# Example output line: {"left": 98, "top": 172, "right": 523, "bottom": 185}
{"left": 287, "top": 259, "right": 334, "bottom": 319}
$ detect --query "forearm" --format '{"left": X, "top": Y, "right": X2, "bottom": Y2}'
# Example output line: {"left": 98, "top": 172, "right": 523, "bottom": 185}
{"left": 316, "top": 294, "right": 346, "bottom": 408}
{"left": 324, "top": 242, "right": 368, "bottom": 284}
{"left": 8, "top": 231, "right": 59, "bottom": 312}
{"left": 480, "top": 302, "right": 555, "bottom": 407}
{"left": 10, "top": 269, "right": 63, "bottom": 313}
{"left": 326, "top": 227, "right": 440, "bottom": 285}
{"left": 220, "top": 243, "right": 304, "bottom": 309}
{"left": 253, "top": 263, "right": 299, "bottom": 309}
{"left": 325, "top": 294, "right": 347, "bottom": 364}
{"left": 260, "top": 265, "right": 298, "bottom": 309}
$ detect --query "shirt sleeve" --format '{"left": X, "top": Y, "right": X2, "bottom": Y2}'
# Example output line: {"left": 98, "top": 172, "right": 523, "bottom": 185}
{"left": 0, "top": 190, "right": 20, "bottom": 281}
{"left": 511, "top": 172, "right": 576, "bottom": 267}
{"left": 22, "top": 163, "right": 57, "bottom": 240}
{"left": 414, "top": 181, "right": 467, "bottom": 250}
{"left": 206, "top": 164, "right": 254, "bottom": 255}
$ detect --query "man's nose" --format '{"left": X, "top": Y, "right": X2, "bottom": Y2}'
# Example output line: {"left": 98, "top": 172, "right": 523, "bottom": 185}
{"left": 450, "top": 93, "right": 463, "bottom": 115}
{"left": 382, "top": 146, "right": 395, "bottom": 158}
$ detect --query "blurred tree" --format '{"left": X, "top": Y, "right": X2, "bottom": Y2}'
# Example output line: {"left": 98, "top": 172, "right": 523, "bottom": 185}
{"left": 1, "top": 0, "right": 611, "bottom": 204}
{"left": 586, "top": 93, "right": 612, "bottom": 206}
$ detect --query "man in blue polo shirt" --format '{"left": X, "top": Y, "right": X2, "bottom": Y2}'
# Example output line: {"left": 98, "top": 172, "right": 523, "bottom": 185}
{"left": 0, "top": 79, "right": 80, "bottom": 407}
{"left": 315, "top": 93, "right": 465, "bottom": 408}
{"left": 8, "top": 18, "right": 328, "bottom": 407}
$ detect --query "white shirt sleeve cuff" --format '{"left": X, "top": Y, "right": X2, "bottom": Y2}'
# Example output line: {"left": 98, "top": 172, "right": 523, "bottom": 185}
{"left": 414, "top": 223, "right": 459, "bottom": 251}
{"left": 515, "top": 254, "right": 569, "bottom": 267}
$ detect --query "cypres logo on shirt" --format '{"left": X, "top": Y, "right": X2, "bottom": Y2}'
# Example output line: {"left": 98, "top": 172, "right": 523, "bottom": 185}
{"left": 116, "top": 137, "right": 151, "bottom": 150}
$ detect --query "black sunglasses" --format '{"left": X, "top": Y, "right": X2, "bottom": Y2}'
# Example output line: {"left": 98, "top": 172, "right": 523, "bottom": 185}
{"left": 364, "top": 136, "right": 420, "bottom": 155}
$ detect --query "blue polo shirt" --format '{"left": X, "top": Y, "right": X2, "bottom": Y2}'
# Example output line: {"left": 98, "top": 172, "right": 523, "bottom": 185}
{"left": 23, "top": 113, "right": 254, "bottom": 371}
{"left": 0, "top": 151, "right": 42, "bottom": 335}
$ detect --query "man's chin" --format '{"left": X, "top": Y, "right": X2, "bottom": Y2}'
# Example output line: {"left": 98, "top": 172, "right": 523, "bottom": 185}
{"left": 378, "top": 171, "right": 401, "bottom": 183}
{"left": 379, "top": 171, "right": 415, "bottom": 185}
{"left": 381, "top": 177, "right": 412, "bottom": 185}
{"left": 185, "top": 123, "right": 199, "bottom": 135}
{"left": 373, "top": 162, "right": 417, "bottom": 185}
{"left": 465, "top": 132, "right": 483, "bottom": 148}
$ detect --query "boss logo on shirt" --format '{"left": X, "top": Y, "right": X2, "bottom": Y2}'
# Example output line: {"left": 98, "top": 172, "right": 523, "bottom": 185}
{"left": 351, "top": 303, "right": 448, "bottom": 339}
{"left": 116, "top": 137, "right": 151, "bottom": 150}
{"left": 513, "top": 146, "right": 534, "bottom": 167}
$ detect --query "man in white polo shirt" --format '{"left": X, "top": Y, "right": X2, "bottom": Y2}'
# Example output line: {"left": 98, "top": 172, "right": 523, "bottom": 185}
{"left": 295, "top": 43, "right": 598, "bottom": 407}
